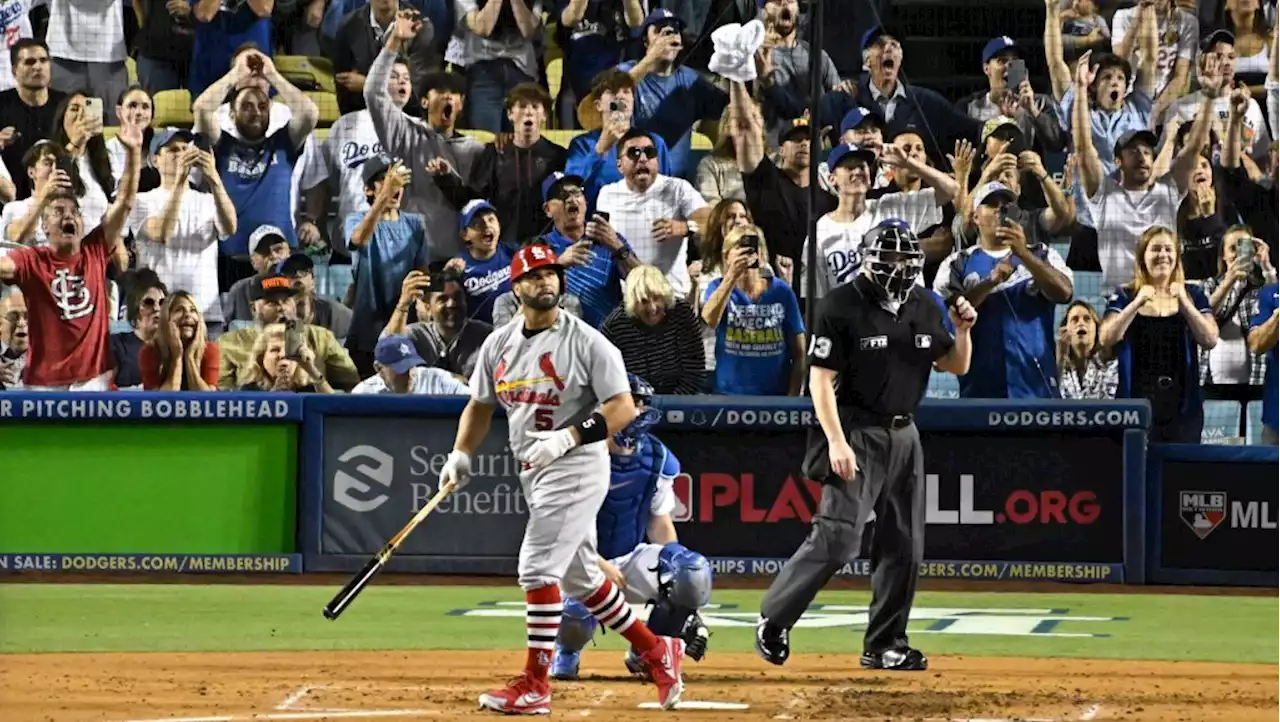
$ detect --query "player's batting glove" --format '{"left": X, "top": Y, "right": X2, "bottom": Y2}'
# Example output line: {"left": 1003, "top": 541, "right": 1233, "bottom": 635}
{"left": 525, "top": 429, "right": 578, "bottom": 470}
{"left": 441, "top": 450, "right": 473, "bottom": 490}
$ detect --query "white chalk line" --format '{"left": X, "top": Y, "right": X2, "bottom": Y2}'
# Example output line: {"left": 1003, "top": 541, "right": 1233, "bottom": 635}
{"left": 577, "top": 688, "right": 615, "bottom": 717}
{"left": 771, "top": 695, "right": 803, "bottom": 720}
{"left": 276, "top": 686, "right": 314, "bottom": 711}
{"left": 1078, "top": 703, "right": 1103, "bottom": 720}
{"left": 114, "top": 711, "right": 444, "bottom": 722}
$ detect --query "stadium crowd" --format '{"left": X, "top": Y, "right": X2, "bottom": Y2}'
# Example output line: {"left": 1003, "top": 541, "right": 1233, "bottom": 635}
{"left": 0, "top": 0, "right": 1276, "bottom": 445}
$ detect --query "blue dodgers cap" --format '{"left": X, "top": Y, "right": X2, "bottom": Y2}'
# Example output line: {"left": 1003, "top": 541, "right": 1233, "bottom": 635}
{"left": 826, "top": 142, "right": 877, "bottom": 170}
{"left": 149, "top": 128, "right": 194, "bottom": 156}
{"left": 982, "top": 36, "right": 1018, "bottom": 64}
{"left": 839, "top": 106, "right": 883, "bottom": 135}
{"left": 861, "top": 26, "right": 899, "bottom": 52}
{"left": 541, "top": 171, "right": 585, "bottom": 202}
{"left": 643, "top": 8, "right": 684, "bottom": 30}
{"left": 361, "top": 154, "right": 394, "bottom": 186}
{"left": 460, "top": 199, "right": 497, "bottom": 228}
{"left": 374, "top": 335, "right": 426, "bottom": 375}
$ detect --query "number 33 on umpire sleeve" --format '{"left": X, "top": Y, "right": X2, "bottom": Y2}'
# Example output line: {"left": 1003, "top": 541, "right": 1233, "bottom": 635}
{"left": 808, "top": 336, "right": 833, "bottom": 360}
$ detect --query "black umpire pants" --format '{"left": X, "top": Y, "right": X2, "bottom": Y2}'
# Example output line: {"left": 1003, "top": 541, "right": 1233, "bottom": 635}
{"left": 760, "top": 421, "right": 925, "bottom": 654}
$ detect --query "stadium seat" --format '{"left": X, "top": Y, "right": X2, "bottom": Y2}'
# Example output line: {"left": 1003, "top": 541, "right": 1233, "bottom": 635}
{"left": 691, "top": 132, "right": 712, "bottom": 151}
{"left": 1050, "top": 241, "right": 1069, "bottom": 259}
{"left": 1201, "top": 400, "right": 1243, "bottom": 444}
{"left": 1073, "top": 271, "right": 1105, "bottom": 312}
{"left": 110, "top": 320, "right": 132, "bottom": 334}
{"left": 926, "top": 371, "right": 960, "bottom": 399}
{"left": 274, "top": 55, "right": 336, "bottom": 94}
{"left": 126, "top": 57, "right": 137, "bottom": 86}
{"left": 305, "top": 91, "right": 341, "bottom": 127}
{"left": 103, "top": 126, "right": 118, "bottom": 141}
{"left": 546, "top": 58, "right": 563, "bottom": 110}
{"left": 460, "top": 128, "right": 496, "bottom": 146}
{"left": 228, "top": 319, "right": 254, "bottom": 332}
{"left": 1246, "top": 401, "right": 1266, "bottom": 444}
{"left": 542, "top": 129, "right": 578, "bottom": 149}
{"left": 153, "top": 90, "right": 194, "bottom": 128}
{"left": 314, "top": 261, "right": 354, "bottom": 303}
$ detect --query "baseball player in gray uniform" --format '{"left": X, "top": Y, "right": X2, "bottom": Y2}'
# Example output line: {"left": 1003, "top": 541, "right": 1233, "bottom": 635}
{"left": 439, "top": 243, "right": 686, "bottom": 716}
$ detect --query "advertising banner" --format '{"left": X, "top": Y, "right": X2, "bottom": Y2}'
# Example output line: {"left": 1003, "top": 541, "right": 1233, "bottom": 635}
{"left": 0, "top": 553, "right": 301, "bottom": 574}
{"left": 662, "top": 430, "right": 1125, "bottom": 565}
{"left": 318, "top": 414, "right": 1125, "bottom": 579}
{"left": 321, "top": 417, "right": 529, "bottom": 558}
{"left": 1158, "top": 456, "right": 1278, "bottom": 573}
{"left": 0, "top": 423, "right": 298, "bottom": 555}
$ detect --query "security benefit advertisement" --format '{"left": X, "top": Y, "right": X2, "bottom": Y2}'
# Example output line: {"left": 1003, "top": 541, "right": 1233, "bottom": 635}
{"left": 1159, "top": 460, "right": 1278, "bottom": 572}
{"left": 662, "top": 430, "right": 1124, "bottom": 577}
{"left": 322, "top": 417, "right": 528, "bottom": 559}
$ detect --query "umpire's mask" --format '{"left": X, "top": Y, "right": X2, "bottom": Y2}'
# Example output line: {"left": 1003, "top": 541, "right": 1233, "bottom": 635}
{"left": 862, "top": 218, "right": 923, "bottom": 304}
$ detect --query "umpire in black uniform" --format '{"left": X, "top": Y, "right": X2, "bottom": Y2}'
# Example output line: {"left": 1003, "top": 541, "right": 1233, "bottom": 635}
{"left": 756, "top": 217, "right": 976, "bottom": 671}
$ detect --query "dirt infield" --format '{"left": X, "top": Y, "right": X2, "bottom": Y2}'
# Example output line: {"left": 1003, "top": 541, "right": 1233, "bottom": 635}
{"left": 2, "top": 650, "right": 1275, "bottom": 722}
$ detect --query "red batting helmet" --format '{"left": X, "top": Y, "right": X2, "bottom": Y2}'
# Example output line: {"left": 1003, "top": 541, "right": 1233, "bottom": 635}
{"left": 510, "top": 242, "right": 565, "bottom": 284}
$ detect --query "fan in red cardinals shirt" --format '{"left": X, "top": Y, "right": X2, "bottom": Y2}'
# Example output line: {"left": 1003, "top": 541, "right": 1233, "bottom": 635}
{"left": 0, "top": 125, "right": 146, "bottom": 390}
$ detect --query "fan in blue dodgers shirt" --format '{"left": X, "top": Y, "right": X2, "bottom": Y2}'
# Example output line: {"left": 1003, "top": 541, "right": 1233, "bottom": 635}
{"left": 444, "top": 199, "right": 514, "bottom": 325}
{"left": 550, "top": 373, "right": 712, "bottom": 681}
{"left": 932, "top": 182, "right": 1075, "bottom": 399}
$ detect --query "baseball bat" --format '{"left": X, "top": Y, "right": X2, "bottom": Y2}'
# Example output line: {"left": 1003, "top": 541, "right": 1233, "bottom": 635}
{"left": 322, "top": 480, "right": 456, "bottom": 620}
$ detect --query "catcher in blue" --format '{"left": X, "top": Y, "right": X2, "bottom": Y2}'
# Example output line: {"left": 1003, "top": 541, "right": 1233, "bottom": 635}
{"left": 549, "top": 373, "right": 713, "bottom": 680}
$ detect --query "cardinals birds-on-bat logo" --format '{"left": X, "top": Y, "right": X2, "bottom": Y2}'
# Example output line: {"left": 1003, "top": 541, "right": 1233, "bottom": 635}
{"left": 539, "top": 352, "right": 566, "bottom": 390}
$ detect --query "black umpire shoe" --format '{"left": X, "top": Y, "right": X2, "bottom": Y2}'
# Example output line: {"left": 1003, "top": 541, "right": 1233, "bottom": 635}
{"left": 681, "top": 610, "right": 710, "bottom": 661}
{"left": 755, "top": 618, "right": 790, "bottom": 665}
{"left": 860, "top": 646, "right": 928, "bottom": 671}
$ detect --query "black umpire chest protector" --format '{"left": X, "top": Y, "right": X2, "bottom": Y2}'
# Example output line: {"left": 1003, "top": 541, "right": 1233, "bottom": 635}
{"left": 827, "top": 277, "right": 950, "bottom": 420}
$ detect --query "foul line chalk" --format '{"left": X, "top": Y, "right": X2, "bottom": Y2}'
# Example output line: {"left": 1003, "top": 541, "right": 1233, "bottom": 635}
{"left": 637, "top": 700, "right": 751, "bottom": 711}
{"left": 772, "top": 696, "right": 803, "bottom": 720}
{"left": 1078, "top": 704, "right": 1103, "bottom": 720}
{"left": 114, "top": 710, "right": 444, "bottom": 722}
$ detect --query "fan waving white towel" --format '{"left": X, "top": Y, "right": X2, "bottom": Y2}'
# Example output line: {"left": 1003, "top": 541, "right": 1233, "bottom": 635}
{"left": 709, "top": 19, "right": 767, "bottom": 83}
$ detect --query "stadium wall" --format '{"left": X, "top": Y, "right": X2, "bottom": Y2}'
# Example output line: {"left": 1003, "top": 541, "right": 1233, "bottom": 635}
{"left": 0, "top": 394, "right": 1274, "bottom": 585}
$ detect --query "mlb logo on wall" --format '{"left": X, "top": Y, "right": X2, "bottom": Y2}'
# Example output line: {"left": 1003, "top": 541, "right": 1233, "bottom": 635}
{"left": 1180, "top": 491, "right": 1227, "bottom": 540}
{"left": 671, "top": 473, "right": 693, "bottom": 522}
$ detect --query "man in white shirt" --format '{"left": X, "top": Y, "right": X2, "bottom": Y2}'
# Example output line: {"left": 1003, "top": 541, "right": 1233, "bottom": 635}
{"left": 351, "top": 333, "right": 470, "bottom": 395}
{"left": 0, "top": 0, "right": 33, "bottom": 94}
{"left": 45, "top": 0, "right": 128, "bottom": 123}
{"left": 1074, "top": 55, "right": 1212, "bottom": 292}
{"left": 1110, "top": 0, "right": 1197, "bottom": 119}
{"left": 596, "top": 129, "right": 711, "bottom": 297}
{"left": 322, "top": 57, "right": 413, "bottom": 248}
{"left": 129, "top": 128, "right": 237, "bottom": 333}
{"left": 1158, "top": 30, "right": 1272, "bottom": 166}
{"left": 802, "top": 141, "right": 957, "bottom": 299}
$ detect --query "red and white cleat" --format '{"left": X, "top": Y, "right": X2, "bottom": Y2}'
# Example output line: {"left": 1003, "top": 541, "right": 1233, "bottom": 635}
{"left": 641, "top": 636, "right": 685, "bottom": 710}
{"left": 477, "top": 671, "right": 552, "bottom": 715}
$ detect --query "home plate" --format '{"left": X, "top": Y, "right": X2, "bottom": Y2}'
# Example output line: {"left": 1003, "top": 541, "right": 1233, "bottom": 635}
{"left": 636, "top": 701, "right": 750, "bottom": 711}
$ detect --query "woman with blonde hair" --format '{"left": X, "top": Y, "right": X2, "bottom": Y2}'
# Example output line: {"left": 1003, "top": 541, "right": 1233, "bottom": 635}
{"left": 701, "top": 225, "right": 806, "bottom": 396}
{"left": 237, "top": 323, "right": 334, "bottom": 393}
{"left": 140, "top": 291, "right": 220, "bottom": 390}
{"left": 600, "top": 265, "right": 705, "bottom": 394}
{"left": 1057, "top": 300, "right": 1118, "bottom": 399}
{"left": 696, "top": 107, "right": 748, "bottom": 206}
{"left": 1099, "top": 226, "right": 1220, "bottom": 441}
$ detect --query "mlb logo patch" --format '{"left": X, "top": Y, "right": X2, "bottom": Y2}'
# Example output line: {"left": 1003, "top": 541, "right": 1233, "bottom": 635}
{"left": 915, "top": 334, "right": 932, "bottom": 349}
{"left": 1180, "top": 491, "right": 1227, "bottom": 540}
{"left": 671, "top": 473, "right": 693, "bottom": 522}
